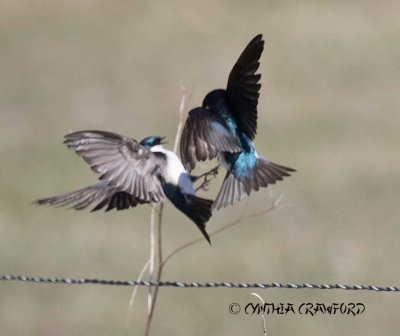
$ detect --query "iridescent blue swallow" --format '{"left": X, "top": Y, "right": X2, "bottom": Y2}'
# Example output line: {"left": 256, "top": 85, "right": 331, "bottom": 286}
{"left": 180, "top": 34, "right": 295, "bottom": 210}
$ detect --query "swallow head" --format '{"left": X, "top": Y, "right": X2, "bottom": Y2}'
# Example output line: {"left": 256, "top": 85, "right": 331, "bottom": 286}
{"left": 140, "top": 136, "right": 167, "bottom": 149}
{"left": 202, "top": 89, "right": 226, "bottom": 111}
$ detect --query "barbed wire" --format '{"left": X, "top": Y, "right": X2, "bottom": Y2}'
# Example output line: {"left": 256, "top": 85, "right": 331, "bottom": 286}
{"left": 1, "top": 274, "right": 399, "bottom": 292}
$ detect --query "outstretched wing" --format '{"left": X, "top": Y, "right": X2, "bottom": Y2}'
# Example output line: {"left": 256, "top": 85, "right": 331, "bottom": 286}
{"left": 34, "top": 182, "right": 145, "bottom": 212}
{"left": 64, "top": 130, "right": 165, "bottom": 202}
{"left": 180, "top": 107, "right": 241, "bottom": 172}
{"left": 226, "top": 34, "right": 264, "bottom": 140}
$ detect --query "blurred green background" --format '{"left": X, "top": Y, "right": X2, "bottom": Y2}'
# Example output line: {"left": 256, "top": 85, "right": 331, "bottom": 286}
{"left": 1, "top": 1, "right": 399, "bottom": 335}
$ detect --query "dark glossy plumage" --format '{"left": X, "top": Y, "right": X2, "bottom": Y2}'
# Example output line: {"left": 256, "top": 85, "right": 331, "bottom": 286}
{"left": 180, "top": 35, "right": 264, "bottom": 172}
{"left": 179, "top": 34, "right": 295, "bottom": 210}
{"left": 226, "top": 34, "right": 264, "bottom": 140}
{"left": 180, "top": 107, "right": 241, "bottom": 171}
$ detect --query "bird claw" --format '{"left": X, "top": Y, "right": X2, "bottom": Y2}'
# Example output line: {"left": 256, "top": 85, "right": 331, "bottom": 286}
{"left": 196, "top": 179, "right": 210, "bottom": 192}
{"left": 194, "top": 165, "right": 220, "bottom": 192}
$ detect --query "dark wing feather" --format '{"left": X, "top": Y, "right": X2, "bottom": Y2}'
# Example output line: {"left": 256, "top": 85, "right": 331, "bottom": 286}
{"left": 180, "top": 107, "right": 241, "bottom": 172}
{"left": 226, "top": 34, "right": 264, "bottom": 140}
{"left": 35, "top": 182, "right": 146, "bottom": 212}
{"left": 212, "top": 158, "right": 295, "bottom": 210}
{"left": 64, "top": 130, "right": 165, "bottom": 202}
{"left": 34, "top": 184, "right": 111, "bottom": 210}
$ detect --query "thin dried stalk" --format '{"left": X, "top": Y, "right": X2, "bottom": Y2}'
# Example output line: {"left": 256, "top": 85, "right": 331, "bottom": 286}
{"left": 147, "top": 205, "right": 157, "bottom": 315}
{"left": 125, "top": 259, "right": 150, "bottom": 336}
{"left": 144, "top": 86, "right": 190, "bottom": 336}
{"left": 144, "top": 204, "right": 163, "bottom": 336}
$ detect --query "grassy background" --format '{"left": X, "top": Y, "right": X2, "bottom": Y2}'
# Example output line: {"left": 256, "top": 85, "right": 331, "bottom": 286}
{"left": 1, "top": 1, "right": 399, "bottom": 335}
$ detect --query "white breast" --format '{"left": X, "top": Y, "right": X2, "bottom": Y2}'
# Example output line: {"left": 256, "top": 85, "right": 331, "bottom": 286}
{"left": 151, "top": 146, "right": 195, "bottom": 195}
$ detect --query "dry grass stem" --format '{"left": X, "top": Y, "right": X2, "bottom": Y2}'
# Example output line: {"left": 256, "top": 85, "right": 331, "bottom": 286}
{"left": 143, "top": 86, "right": 190, "bottom": 336}
{"left": 125, "top": 259, "right": 150, "bottom": 336}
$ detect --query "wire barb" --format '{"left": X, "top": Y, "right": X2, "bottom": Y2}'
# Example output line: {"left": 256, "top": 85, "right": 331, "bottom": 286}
{"left": 1, "top": 274, "right": 399, "bottom": 292}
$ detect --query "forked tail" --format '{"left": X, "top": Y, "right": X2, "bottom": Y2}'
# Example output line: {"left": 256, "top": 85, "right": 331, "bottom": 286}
{"left": 213, "top": 158, "right": 295, "bottom": 210}
{"left": 165, "top": 186, "right": 213, "bottom": 244}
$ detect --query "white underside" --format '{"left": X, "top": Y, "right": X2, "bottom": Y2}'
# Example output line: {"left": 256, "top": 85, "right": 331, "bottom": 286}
{"left": 151, "top": 145, "right": 195, "bottom": 195}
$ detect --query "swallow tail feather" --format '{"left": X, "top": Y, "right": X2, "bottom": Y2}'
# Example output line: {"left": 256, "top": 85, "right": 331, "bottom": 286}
{"left": 212, "top": 158, "right": 295, "bottom": 210}
{"left": 180, "top": 194, "right": 213, "bottom": 244}
{"left": 165, "top": 186, "right": 213, "bottom": 244}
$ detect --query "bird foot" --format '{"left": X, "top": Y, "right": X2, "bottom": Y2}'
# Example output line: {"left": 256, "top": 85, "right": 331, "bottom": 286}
{"left": 194, "top": 165, "right": 220, "bottom": 192}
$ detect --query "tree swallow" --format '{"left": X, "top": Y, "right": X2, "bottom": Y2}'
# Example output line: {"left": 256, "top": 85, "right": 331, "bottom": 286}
{"left": 35, "top": 130, "right": 213, "bottom": 243}
{"left": 180, "top": 34, "right": 295, "bottom": 210}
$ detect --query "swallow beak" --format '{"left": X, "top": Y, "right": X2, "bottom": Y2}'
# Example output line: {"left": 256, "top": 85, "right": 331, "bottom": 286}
{"left": 159, "top": 137, "right": 168, "bottom": 145}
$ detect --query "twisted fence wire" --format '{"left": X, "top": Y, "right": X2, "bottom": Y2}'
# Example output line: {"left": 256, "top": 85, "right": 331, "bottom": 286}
{"left": 1, "top": 274, "right": 399, "bottom": 292}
